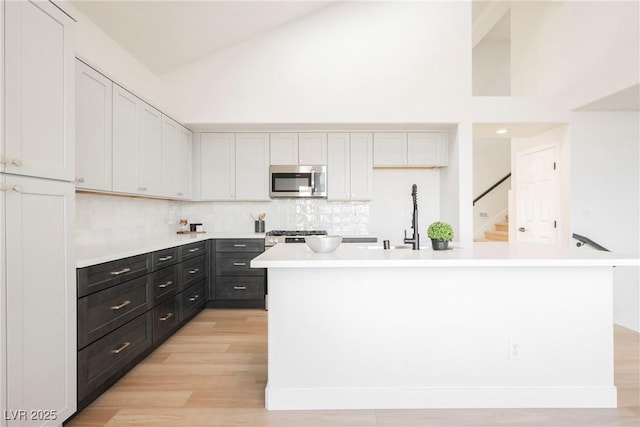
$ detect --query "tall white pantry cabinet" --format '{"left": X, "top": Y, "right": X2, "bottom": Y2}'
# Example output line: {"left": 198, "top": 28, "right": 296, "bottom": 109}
{"left": 1, "top": 1, "right": 76, "bottom": 426}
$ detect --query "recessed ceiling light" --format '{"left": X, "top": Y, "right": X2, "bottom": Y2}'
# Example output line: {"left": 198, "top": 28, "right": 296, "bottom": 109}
{"left": 496, "top": 128, "right": 509, "bottom": 135}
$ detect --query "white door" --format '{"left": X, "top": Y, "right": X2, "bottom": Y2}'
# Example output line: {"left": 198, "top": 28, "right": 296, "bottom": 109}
{"left": 112, "top": 84, "right": 139, "bottom": 194}
{"left": 373, "top": 133, "right": 407, "bottom": 166}
{"left": 350, "top": 133, "right": 373, "bottom": 201}
{"left": 4, "top": 0, "right": 75, "bottom": 181}
{"left": 270, "top": 133, "right": 298, "bottom": 165}
{"left": 327, "top": 133, "right": 351, "bottom": 201}
{"left": 4, "top": 175, "right": 76, "bottom": 425}
{"left": 200, "top": 133, "right": 235, "bottom": 200}
{"left": 516, "top": 146, "right": 559, "bottom": 244}
{"left": 298, "top": 133, "right": 327, "bottom": 165}
{"left": 236, "top": 133, "right": 270, "bottom": 201}
{"left": 75, "top": 60, "right": 112, "bottom": 191}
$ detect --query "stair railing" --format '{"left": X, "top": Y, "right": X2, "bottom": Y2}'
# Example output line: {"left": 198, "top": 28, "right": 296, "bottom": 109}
{"left": 572, "top": 233, "right": 610, "bottom": 252}
{"left": 473, "top": 173, "right": 511, "bottom": 206}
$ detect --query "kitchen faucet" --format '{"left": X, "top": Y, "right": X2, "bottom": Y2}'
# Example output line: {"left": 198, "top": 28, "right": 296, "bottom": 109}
{"left": 403, "top": 184, "right": 420, "bottom": 250}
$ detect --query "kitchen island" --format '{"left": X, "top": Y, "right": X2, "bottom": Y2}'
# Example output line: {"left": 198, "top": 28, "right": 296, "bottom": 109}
{"left": 251, "top": 242, "right": 639, "bottom": 410}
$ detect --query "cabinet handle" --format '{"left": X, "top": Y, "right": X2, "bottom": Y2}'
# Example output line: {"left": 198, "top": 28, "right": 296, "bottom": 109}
{"left": 76, "top": 177, "right": 85, "bottom": 183}
{"left": 158, "top": 280, "right": 173, "bottom": 288}
{"left": 110, "top": 300, "right": 131, "bottom": 310}
{"left": 110, "top": 341, "right": 131, "bottom": 354}
{"left": 188, "top": 294, "right": 200, "bottom": 302}
{"left": 188, "top": 248, "right": 200, "bottom": 253}
{"left": 233, "top": 262, "right": 246, "bottom": 266}
{"left": 189, "top": 268, "right": 199, "bottom": 274}
{"left": 11, "top": 185, "right": 22, "bottom": 193}
{"left": 160, "top": 313, "right": 174, "bottom": 321}
{"left": 158, "top": 255, "right": 173, "bottom": 261}
{"left": 233, "top": 286, "right": 247, "bottom": 290}
{"left": 233, "top": 244, "right": 247, "bottom": 248}
{"left": 110, "top": 267, "right": 131, "bottom": 276}
{"left": 138, "top": 186, "right": 147, "bottom": 191}
{"left": 177, "top": 192, "right": 183, "bottom": 196}
{"left": 11, "top": 158, "right": 22, "bottom": 167}
{"left": 0, "top": 156, "right": 21, "bottom": 166}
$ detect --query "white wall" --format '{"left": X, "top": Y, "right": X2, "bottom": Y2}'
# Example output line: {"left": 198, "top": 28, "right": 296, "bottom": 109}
{"left": 473, "top": 39, "right": 510, "bottom": 96}
{"left": 473, "top": 138, "right": 511, "bottom": 239}
{"left": 570, "top": 112, "right": 639, "bottom": 331}
{"left": 160, "top": 1, "right": 471, "bottom": 124}
{"left": 511, "top": 1, "right": 639, "bottom": 108}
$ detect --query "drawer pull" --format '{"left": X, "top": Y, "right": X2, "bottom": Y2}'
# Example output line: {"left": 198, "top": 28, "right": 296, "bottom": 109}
{"left": 188, "top": 248, "right": 200, "bottom": 253}
{"left": 158, "top": 280, "right": 173, "bottom": 289}
{"left": 189, "top": 268, "right": 200, "bottom": 274}
{"left": 233, "top": 262, "right": 246, "bottom": 266}
{"left": 233, "top": 244, "right": 247, "bottom": 247}
{"left": 233, "top": 286, "right": 247, "bottom": 290}
{"left": 111, "top": 341, "right": 131, "bottom": 354}
{"left": 160, "top": 313, "right": 174, "bottom": 321}
{"left": 158, "top": 255, "right": 173, "bottom": 261}
{"left": 110, "top": 268, "right": 131, "bottom": 276}
{"left": 110, "top": 300, "right": 131, "bottom": 310}
{"left": 188, "top": 294, "right": 200, "bottom": 302}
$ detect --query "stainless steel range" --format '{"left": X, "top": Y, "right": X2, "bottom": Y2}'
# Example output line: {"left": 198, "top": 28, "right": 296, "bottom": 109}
{"left": 265, "top": 230, "right": 328, "bottom": 247}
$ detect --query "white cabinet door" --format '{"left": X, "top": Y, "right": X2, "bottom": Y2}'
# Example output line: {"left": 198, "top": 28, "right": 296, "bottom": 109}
{"left": 236, "top": 133, "right": 270, "bottom": 201}
{"left": 270, "top": 133, "right": 298, "bottom": 165}
{"left": 75, "top": 60, "right": 112, "bottom": 191}
{"left": 137, "top": 102, "right": 162, "bottom": 196}
{"left": 327, "top": 133, "right": 350, "bottom": 201}
{"left": 112, "top": 84, "right": 139, "bottom": 194}
{"left": 160, "top": 115, "right": 179, "bottom": 198}
{"left": 200, "top": 133, "right": 235, "bottom": 200}
{"left": 350, "top": 133, "right": 373, "bottom": 200}
{"left": 407, "top": 132, "right": 448, "bottom": 166}
{"left": 373, "top": 133, "right": 407, "bottom": 166}
{"left": 177, "top": 126, "right": 192, "bottom": 200}
{"left": 3, "top": 175, "right": 76, "bottom": 425}
{"left": 299, "top": 133, "right": 327, "bottom": 165}
{"left": 4, "top": 0, "right": 74, "bottom": 181}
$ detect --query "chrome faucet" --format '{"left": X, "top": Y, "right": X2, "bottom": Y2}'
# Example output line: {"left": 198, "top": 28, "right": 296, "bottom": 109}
{"left": 403, "top": 184, "right": 420, "bottom": 250}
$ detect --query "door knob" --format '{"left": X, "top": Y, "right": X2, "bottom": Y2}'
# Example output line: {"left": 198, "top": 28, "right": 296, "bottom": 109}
{"left": 518, "top": 227, "right": 525, "bottom": 232}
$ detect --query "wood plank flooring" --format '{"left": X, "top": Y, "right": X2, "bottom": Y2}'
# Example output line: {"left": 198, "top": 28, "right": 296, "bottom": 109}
{"left": 66, "top": 309, "right": 640, "bottom": 427}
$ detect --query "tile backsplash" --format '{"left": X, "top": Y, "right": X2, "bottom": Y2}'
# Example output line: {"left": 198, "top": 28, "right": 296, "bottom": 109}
{"left": 76, "top": 193, "right": 370, "bottom": 246}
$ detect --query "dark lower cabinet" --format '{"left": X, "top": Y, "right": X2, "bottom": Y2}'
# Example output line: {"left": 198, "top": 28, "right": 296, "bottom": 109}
{"left": 76, "top": 241, "right": 209, "bottom": 412}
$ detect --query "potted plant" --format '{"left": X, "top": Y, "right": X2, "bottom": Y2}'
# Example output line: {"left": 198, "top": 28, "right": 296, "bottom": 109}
{"left": 427, "top": 221, "right": 454, "bottom": 250}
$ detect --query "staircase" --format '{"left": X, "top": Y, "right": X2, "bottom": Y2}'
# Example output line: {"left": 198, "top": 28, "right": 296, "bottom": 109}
{"left": 477, "top": 215, "right": 509, "bottom": 242}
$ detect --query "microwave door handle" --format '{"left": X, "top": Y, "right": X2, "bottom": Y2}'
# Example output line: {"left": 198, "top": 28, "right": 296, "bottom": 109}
{"left": 310, "top": 172, "right": 315, "bottom": 195}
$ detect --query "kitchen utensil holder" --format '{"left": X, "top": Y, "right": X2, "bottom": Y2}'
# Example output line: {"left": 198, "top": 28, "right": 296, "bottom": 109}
{"left": 255, "top": 220, "right": 265, "bottom": 233}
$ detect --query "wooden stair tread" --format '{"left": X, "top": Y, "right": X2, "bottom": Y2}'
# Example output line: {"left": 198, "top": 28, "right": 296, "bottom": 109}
{"left": 484, "top": 230, "right": 508, "bottom": 241}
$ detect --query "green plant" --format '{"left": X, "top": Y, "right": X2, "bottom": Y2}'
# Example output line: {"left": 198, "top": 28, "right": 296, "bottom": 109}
{"left": 427, "top": 221, "right": 454, "bottom": 241}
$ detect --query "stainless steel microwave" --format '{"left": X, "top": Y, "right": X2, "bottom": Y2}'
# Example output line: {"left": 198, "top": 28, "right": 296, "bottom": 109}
{"left": 269, "top": 165, "right": 327, "bottom": 198}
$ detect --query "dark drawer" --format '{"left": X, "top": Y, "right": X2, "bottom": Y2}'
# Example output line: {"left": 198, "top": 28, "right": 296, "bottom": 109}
{"left": 78, "top": 275, "right": 151, "bottom": 349}
{"left": 216, "top": 239, "right": 264, "bottom": 253}
{"left": 77, "top": 253, "right": 151, "bottom": 297}
{"left": 181, "top": 255, "right": 206, "bottom": 289}
{"left": 153, "top": 264, "right": 179, "bottom": 304}
{"left": 216, "top": 252, "right": 263, "bottom": 276}
{"left": 78, "top": 311, "right": 152, "bottom": 401}
{"left": 216, "top": 276, "right": 265, "bottom": 300}
{"left": 180, "top": 280, "right": 206, "bottom": 321}
{"left": 153, "top": 297, "right": 179, "bottom": 344}
{"left": 152, "top": 246, "right": 179, "bottom": 270}
{"left": 180, "top": 240, "right": 207, "bottom": 261}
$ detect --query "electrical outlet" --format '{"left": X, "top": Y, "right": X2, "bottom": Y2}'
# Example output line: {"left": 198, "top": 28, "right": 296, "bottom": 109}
{"left": 479, "top": 212, "right": 488, "bottom": 218}
{"left": 508, "top": 339, "right": 521, "bottom": 360}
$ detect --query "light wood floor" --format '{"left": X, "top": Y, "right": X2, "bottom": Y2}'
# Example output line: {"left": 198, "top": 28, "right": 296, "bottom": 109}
{"left": 66, "top": 309, "right": 640, "bottom": 427}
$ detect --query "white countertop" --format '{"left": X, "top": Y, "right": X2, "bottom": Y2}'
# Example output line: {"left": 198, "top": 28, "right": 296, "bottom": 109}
{"left": 76, "top": 232, "right": 265, "bottom": 268}
{"left": 251, "top": 241, "right": 640, "bottom": 268}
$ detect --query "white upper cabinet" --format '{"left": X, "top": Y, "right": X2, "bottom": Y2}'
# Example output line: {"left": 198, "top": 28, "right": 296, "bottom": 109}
{"left": 407, "top": 132, "right": 448, "bottom": 166}
{"left": 327, "top": 133, "right": 373, "bottom": 201}
{"left": 270, "top": 133, "right": 327, "bottom": 165}
{"left": 349, "top": 133, "right": 374, "bottom": 200}
{"left": 75, "top": 60, "right": 112, "bottom": 191}
{"left": 4, "top": 0, "right": 75, "bottom": 181}
{"left": 373, "top": 132, "right": 448, "bottom": 167}
{"left": 298, "top": 133, "right": 328, "bottom": 165}
{"left": 160, "top": 115, "right": 180, "bottom": 198}
{"left": 112, "top": 84, "right": 162, "bottom": 197}
{"left": 235, "top": 133, "right": 270, "bottom": 201}
{"left": 270, "top": 133, "right": 299, "bottom": 165}
{"left": 198, "top": 133, "right": 236, "bottom": 200}
{"left": 177, "top": 126, "right": 193, "bottom": 200}
{"left": 373, "top": 133, "right": 407, "bottom": 166}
